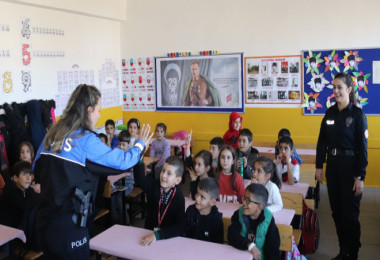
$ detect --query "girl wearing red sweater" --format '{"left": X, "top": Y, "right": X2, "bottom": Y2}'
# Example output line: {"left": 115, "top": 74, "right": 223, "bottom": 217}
{"left": 216, "top": 145, "right": 245, "bottom": 203}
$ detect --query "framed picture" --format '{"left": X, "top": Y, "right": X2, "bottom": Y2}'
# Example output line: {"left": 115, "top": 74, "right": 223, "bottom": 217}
{"left": 244, "top": 55, "right": 303, "bottom": 107}
{"left": 155, "top": 53, "right": 244, "bottom": 112}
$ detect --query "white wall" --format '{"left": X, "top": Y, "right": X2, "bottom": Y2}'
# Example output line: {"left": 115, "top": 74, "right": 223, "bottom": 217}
{"left": 121, "top": 0, "right": 380, "bottom": 57}
{"left": 5, "top": 0, "right": 127, "bottom": 21}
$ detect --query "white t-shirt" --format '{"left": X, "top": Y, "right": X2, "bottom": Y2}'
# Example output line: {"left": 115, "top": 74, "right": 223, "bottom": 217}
{"left": 265, "top": 180, "right": 283, "bottom": 213}
{"left": 276, "top": 158, "right": 300, "bottom": 183}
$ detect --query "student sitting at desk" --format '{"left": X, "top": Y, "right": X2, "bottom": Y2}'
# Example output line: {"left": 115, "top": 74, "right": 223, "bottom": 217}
{"left": 228, "top": 183, "right": 280, "bottom": 260}
{"left": 185, "top": 178, "right": 223, "bottom": 244}
{"left": 251, "top": 156, "right": 283, "bottom": 213}
{"left": 275, "top": 128, "right": 303, "bottom": 164}
{"left": 2, "top": 161, "right": 40, "bottom": 250}
{"left": 275, "top": 136, "right": 300, "bottom": 185}
{"left": 134, "top": 156, "right": 185, "bottom": 246}
{"left": 236, "top": 128, "right": 259, "bottom": 180}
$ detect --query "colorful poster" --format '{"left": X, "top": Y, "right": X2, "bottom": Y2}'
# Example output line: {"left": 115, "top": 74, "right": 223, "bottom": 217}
{"left": 244, "top": 55, "right": 302, "bottom": 106}
{"left": 121, "top": 57, "right": 155, "bottom": 111}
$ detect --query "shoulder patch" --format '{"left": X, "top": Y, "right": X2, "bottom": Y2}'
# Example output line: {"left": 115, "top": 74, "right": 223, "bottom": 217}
{"left": 364, "top": 129, "right": 369, "bottom": 139}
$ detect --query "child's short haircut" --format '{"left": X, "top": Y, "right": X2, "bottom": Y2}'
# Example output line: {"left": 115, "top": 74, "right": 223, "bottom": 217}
{"left": 156, "top": 123, "right": 167, "bottom": 134}
{"left": 278, "top": 128, "right": 291, "bottom": 138}
{"left": 127, "top": 118, "right": 140, "bottom": 129}
{"left": 245, "top": 183, "right": 268, "bottom": 206}
{"left": 12, "top": 161, "right": 32, "bottom": 178}
{"left": 238, "top": 128, "right": 253, "bottom": 142}
{"left": 118, "top": 130, "right": 131, "bottom": 143}
{"left": 98, "top": 133, "right": 107, "bottom": 143}
{"left": 278, "top": 136, "right": 294, "bottom": 150}
{"left": 19, "top": 141, "right": 35, "bottom": 159}
{"left": 105, "top": 119, "right": 115, "bottom": 127}
{"left": 165, "top": 156, "right": 184, "bottom": 177}
{"left": 210, "top": 137, "right": 224, "bottom": 150}
{"left": 198, "top": 177, "right": 220, "bottom": 200}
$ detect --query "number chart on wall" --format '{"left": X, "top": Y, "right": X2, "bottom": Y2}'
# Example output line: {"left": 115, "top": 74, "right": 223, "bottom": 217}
{"left": 302, "top": 48, "right": 380, "bottom": 115}
{"left": 0, "top": 2, "right": 121, "bottom": 116}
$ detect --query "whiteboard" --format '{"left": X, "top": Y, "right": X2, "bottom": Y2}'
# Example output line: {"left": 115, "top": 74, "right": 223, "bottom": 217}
{"left": 0, "top": 1, "right": 121, "bottom": 115}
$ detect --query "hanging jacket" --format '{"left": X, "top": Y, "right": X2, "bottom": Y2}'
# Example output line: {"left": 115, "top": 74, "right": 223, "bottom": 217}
{"left": 26, "top": 100, "right": 47, "bottom": 152}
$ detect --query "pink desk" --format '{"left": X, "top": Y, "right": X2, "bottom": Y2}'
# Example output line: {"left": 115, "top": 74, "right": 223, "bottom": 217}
{"left": 185, "top": 198, "right": 295, "bottom": 225}
{"left": 90, "top": 225, "right": 252, "bottom": 260}
{"left": 0, "top": 224, "right": 26, "bottom": 246}
{"left": 281, "top": 182, "right": 309, "bottom": 198}
{"left": 256, "top": 146, "right": 316, "bottom": 164}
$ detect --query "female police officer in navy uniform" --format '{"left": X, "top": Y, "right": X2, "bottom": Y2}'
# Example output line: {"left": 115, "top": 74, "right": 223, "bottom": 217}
{"left": 33, "top": 84, "right": 152, "bottom": 259}
{"left": 315, "top": 73, "right": 368, "bottom": 260}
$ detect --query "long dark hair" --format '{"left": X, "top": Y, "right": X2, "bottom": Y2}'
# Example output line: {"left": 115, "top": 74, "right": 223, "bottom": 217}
{"left": 44, "top": 84, "right": 101, "bottom": 153}
{"left": 216, "top": 145, "right": 237, "bottom": 191}
{"left": 194, "top": 150, "right": 214, "bottom": 177}
{"left": 255, "top": 156, "right": 282, "bottom": 189}
{"left": 334, "top": 72, "right": 356, "bottom": 104}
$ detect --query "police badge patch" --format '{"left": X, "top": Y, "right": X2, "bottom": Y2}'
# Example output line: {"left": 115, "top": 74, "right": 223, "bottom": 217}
{"left": 345, "top": 117, "right": 353, "bottom": 127}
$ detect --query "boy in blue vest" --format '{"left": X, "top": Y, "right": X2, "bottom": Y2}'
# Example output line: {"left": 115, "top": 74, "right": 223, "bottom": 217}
{"left": 185, "top": 177, "right": 223, "bottom": 243}
{"left": 228, "top": 183, "right": 280, "bottom": 260}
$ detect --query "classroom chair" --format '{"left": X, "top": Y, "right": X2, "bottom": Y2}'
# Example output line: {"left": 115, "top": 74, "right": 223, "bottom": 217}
{"left": 125, "top": 187, "right": 146, "bottom": 224}
{"left": 281, "top": 191, "right": 303, "bottom": 244}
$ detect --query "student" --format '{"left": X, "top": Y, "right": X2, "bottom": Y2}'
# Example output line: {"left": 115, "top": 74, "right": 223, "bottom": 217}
{"left": 19, "top": 141, "right": 40, "bottom": 194}
{"left": 251, "top": 156, "right": 283, "bottom": 213}
{"left": 3, "top": 161, "right": 40, "bottom": 250}
{"left": 236, "top": 128, "right": 259, "bottom": 180}
{"left": 98, "top": 133, "right": 108, "bottom": 144}
{"left": 185, "top": 178, "right": 223, "bottom": 244}
{"left": 209, "top": 137, "right": 224, "bottom": 171}
{"left": 19, "top": 141, "right": 35, "bottom": 164}
{"left": 276, "top": 136, "right": 300, "bottom": 185}
{"left": 184, "top": 130, "right": 214, "bottom": 200}
{"left": 134, "top": 156, "right": 185, "bottom": 246}
{"left": 274, "top": 128, "right": 303, "bottom": 164}
{"left": 105, "top": 119, "right": 118, "bottom": 148}
{"left": 228, "top": 183, "right": 280, "bottom": 260}
{"left": 223, "top": 111, "right": 242, "bottom": 149}
{"left": 216, "top": 145, "right": 245, "bottom": 203}
{"left": 127, "top": 118, "right": 140, "bottom": 146}
{"left": 150, "top": 123, "right": 171, "bottom": 177}
{"left": 33, "top": 84, "right": 151, "bottom": 259}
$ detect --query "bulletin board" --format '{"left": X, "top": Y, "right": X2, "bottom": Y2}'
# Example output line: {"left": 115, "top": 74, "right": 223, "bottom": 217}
{"left": 302, "top": 48, "right": 380, "bottom": 115}
{"left": 0, "top": 1, "right": 121, "bottom": 116}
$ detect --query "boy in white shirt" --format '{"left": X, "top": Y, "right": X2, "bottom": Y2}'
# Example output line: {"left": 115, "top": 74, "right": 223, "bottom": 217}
{"left": 275, "top": 136, "right": 299, "bottom": 185}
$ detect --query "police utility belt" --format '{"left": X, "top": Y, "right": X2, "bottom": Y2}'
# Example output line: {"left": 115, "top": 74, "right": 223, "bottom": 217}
{"left": 329, "top": 148, "right": 355, "bottom": 156}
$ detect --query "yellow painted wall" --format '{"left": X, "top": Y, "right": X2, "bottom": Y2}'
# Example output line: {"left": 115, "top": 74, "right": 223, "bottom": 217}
{"left": 123, "top": 108, "right": 380, "bottom": 187}
{"left": 97, "top": 106, "right": 123, "bottom": 128}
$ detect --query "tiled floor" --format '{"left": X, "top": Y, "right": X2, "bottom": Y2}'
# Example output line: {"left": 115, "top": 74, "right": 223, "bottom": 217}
{"left": 305, "top": 184, "right": 380, "bottom": 260}
{"left": 92, "top": 182, "right": 380, "bottom": 259}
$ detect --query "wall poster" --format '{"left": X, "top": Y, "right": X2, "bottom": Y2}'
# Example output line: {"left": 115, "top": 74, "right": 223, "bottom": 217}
{"left": 155, "top": 53, "right": 244, "bottom": 113}
{"left": 244, "top": 55, "right": 303, "bottom": 107}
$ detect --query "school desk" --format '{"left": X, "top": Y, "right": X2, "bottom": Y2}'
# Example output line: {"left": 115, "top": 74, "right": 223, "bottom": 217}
{"left": 184, "top": 197, "right": 295, "bottom": 225}
{"left": 280, "top": 182, "right": 309, "bottom": 198}
{"left": 0, "top": 224, "right": 26, "bottom": 246}
{"left": 256, "top": 146, "right": 316, "bottom": 164}
{"left": 90, "top": 225, "right": 252, "bottom": 260}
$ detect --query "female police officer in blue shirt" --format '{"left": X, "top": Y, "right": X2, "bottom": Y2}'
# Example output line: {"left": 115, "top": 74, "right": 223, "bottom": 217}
{"left": 33, "top": 84, "right": 152, "bottom": 259}
{"left": 315, "top": 73, "right": 368, "bottom": 260}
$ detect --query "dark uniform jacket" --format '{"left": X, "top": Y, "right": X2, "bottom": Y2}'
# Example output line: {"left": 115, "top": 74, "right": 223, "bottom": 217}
{"left": 316, "top": 103, "right": 368, "bottom": 179}
{"left": 33, "top": 129, "right": 145, "bottom": 230}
